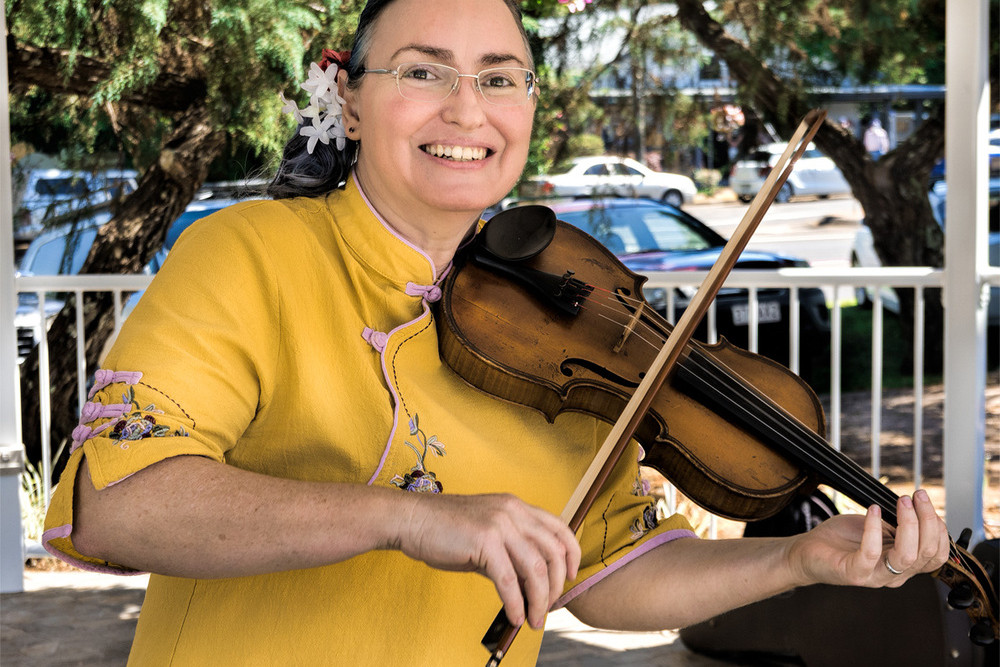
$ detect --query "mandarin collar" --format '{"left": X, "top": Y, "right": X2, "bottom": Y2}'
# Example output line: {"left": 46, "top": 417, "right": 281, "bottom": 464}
{"left": 329, "top": 173, "right": 444, "bottom": 287}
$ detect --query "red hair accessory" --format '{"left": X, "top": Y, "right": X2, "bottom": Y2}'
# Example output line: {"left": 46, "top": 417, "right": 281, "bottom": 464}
{"left": 319, "top": 50, "right": 352, "bottom": 72}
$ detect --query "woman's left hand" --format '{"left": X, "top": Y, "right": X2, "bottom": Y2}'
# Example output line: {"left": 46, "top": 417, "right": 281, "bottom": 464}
{"left": 787, "top": 488, "right": 951, "bottom": 588}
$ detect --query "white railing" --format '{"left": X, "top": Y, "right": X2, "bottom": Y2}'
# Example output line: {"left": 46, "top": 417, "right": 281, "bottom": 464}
{"left": 13, "top": 267, "right": 997, "bottom": 546}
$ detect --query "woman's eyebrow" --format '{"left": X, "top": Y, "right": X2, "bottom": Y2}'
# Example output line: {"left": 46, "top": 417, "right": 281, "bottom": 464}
{"left": 390, "top": 44, "right": 528, "bottom": 69}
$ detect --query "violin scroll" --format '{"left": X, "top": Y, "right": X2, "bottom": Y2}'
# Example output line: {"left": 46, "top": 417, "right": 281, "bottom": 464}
{"left": 935, "top": 528, "right": 998, "bottom": 646}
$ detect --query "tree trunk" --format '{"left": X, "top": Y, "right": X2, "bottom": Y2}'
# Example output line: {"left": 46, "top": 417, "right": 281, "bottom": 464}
{"left": 674, "top": 0, "right": 945, "bottom": 372}
{"left": 19, "top": 104, "right": 226, "bottom": 480}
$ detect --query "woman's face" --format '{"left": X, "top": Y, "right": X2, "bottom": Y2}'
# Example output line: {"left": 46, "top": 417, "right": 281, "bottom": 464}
{"left": 344, "top": 0, "right": 535, "bottom": 226}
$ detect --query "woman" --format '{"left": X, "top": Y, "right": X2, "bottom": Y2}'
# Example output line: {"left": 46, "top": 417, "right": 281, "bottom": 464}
{"left": 44, "top": 0, "right": 949, "bottom": 664}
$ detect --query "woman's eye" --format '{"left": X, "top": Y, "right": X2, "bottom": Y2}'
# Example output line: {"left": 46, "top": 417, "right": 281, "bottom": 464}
{"left": 402, "top": 65, "right": 441, "bottom": 81}
{"left": 484, "top": 73, "right": 516, "bottom": 88}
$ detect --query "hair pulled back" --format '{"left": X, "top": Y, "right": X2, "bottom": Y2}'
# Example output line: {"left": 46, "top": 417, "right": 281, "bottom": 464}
{"left": 267, "top": 0, "right": 531, "bottom": 200}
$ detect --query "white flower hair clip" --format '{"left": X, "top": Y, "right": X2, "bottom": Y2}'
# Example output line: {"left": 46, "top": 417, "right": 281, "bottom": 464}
{"left": 281, "top": 50, "right": 351, "bottom": 154}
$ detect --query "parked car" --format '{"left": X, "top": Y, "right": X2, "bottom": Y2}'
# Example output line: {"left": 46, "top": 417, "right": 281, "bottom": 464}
{"left": 14, "top": 198, "right": 244, "bottom": 361}
{"left": 497, "top": 198, "right": 830, "bottom": 366}
{"left": 13, "top": 168, "right": 138, "bottom": 235}
{"left": 851, "top": 179, "right": 999, "bottom": 329}
{"left": 730, "top": 143, "right": 851, "bottom": 203}
{"left": 520, "top": 156, "right": 697, "bottom": 208}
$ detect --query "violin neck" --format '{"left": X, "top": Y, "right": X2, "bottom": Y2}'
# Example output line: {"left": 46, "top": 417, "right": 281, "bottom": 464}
{"left": 674, "top": 351, "right": 901, "bottom": 524}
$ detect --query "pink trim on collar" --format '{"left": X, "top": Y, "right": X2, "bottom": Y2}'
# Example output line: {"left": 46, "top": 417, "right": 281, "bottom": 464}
{"left": 352, "top": 171, "right": 440, "bottom": 278}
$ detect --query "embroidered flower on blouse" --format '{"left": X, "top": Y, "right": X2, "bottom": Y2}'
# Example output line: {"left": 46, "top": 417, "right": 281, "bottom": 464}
{"left": 631, "top": 468, "right": 651, "bottom": 497}
{"left": 391, "top": 413, "right": 446, "bottom": 493}
{"left": 110, "top": 386, "right": 189, "bottom": 449}
{"left": 630, "top": 503, "right": 660, "bottom": 540}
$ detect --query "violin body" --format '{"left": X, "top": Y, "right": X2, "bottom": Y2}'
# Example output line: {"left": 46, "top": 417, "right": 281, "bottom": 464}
{"left": 438, "top": 207, "right": 997, "bottom": 647}
{"left": 438, "top": 217, "right": 823, "bottom": 521}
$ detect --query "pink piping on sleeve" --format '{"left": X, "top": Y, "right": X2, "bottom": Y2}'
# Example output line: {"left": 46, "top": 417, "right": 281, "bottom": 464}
{"left": 41, "top": 524, "right": 146, "bottom": 576}
{"left": 551, "top": 528, "right": 698, "bottom": 610}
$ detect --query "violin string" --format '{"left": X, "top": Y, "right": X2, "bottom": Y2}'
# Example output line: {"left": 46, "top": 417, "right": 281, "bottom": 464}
{"left": 578, "top": 288, "right": 670, "bottom": 348}
{"left": 578, "top": 290, "right": 993, "bottom": 600}
{"left": 580, "top": 286, "right": 905, "bottom": 518}
{"left": 577, "top": 285, "right": 965, "bottom": 541}
{"left": 679, "top": 350, "right": 902, "bottom": 515}
{"left": 575, "top": 303, "right": 668, "bottom": 352}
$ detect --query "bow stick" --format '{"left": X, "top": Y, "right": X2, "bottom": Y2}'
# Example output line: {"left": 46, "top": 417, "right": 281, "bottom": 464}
{"left": 483, "top": 109, "right": 829, "bottom": 666}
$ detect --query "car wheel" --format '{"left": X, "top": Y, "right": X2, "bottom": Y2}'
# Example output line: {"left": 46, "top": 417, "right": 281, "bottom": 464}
{"left": 775, "top": 183, "right": 793, "bottom": 203}
{"left": 661, "top": 189, "right": 684, "bottom": 208}
{"left": 738, "top": 194, "right": 754, "bottom": 203}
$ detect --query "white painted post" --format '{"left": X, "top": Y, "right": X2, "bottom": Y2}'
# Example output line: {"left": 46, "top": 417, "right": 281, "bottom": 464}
{"left": 943, "top": 0, "right": 988, "bottom": 543}
{"left": 0, "top": 1, "right": 27, "bottom": 593}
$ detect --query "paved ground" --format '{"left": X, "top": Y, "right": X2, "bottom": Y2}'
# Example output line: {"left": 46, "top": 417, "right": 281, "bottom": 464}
{"left": 1, "top": 567, "right": 739, "bottom": 666}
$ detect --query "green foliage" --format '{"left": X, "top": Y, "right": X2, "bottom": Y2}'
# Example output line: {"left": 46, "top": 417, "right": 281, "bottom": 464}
{"left": 718, "top": 0, "right": 945, "bottom": 87}
{"left": 565, "top": 132, "right": 604, "bottom": 157}
{"left": 8, "top": 0, "right": 364, "bottom": 168}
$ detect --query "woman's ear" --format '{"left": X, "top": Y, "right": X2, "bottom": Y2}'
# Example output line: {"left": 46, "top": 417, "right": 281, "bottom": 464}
{"left": 338, "top": 69, "right": 360, "bottom": 139}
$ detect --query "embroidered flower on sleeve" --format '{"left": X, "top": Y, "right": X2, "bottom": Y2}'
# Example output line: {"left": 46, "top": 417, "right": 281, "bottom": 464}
{"left": 110, "top": 386, "right": 189, "bottom": 450}
{"left": 390, "top": 413, "right": 446, "bottom": 493}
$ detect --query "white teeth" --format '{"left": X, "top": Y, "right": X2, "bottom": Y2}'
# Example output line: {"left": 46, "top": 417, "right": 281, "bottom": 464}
{"left": 424, "top": 144, "right": 487, "bottom": 161}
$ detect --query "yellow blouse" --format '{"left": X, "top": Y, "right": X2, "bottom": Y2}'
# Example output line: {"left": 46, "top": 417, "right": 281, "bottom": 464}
{"left": 44, "top": 176, "right": 695, "bottom": 666}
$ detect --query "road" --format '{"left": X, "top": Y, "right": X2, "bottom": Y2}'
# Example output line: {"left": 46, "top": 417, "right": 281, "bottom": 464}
{"left": 690, "top": 195, "right": 866, "bottom": 269}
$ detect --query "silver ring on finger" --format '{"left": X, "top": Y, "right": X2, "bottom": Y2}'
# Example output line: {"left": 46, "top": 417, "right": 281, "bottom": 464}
{"left": 883, "top": 554, "right": 904, "bottom": 576}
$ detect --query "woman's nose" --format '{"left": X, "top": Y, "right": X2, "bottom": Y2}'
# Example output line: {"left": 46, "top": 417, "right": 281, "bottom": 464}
{"left": 441, "top": 75, "right": 488, "bottom": 126}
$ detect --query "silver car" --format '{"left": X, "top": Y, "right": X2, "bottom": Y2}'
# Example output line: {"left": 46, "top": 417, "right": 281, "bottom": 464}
{"left": 521, "top": 156, "right": 697, "bottom": 208}
{"left": 730, "top": 142, "right": 851, "bottom": 203}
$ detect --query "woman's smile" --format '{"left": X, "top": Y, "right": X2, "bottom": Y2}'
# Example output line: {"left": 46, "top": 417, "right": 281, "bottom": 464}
{"left": 420, "top": 144, "right": 491, "bottom": 162}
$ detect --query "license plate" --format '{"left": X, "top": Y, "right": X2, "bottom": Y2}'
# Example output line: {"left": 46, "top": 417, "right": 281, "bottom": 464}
{"left": 731, "top": 301, "right": 782, "bottom": 326}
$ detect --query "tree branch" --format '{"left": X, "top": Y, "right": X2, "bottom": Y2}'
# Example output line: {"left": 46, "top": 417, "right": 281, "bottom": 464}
{"left": 7, "top": 35, "right": 207, "bottom": 113}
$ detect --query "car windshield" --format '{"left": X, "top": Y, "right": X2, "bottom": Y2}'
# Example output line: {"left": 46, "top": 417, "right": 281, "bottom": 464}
{"left": 23, "top": 227, "right": 99, "bottom": 275}
{"left": 557, "top": 205, "right": 716, "bottom": 254}
{"left": 34, "top": 177, "right": 91, "bottom": 197}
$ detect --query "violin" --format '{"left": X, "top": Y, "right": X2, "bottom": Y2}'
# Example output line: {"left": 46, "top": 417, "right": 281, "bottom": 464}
{"left": 434, "top": 131, "right": 999, "bottom": 662}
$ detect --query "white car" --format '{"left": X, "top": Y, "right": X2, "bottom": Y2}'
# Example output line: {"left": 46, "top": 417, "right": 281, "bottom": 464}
{"left": 730, "top": 142, "right": 851, "bottom": 203}
{"left": 521, "top": 156, "right": 697, "bottom": 208}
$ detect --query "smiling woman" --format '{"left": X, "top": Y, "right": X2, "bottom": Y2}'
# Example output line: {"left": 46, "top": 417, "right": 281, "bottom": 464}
{"left": 43, "top": 0, "right": 956, "bottom": 665}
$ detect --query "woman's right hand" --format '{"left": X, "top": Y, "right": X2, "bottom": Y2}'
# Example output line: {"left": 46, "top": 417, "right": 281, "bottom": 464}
{"left": 391, "top": 493, "right": 581, "bottom": 630}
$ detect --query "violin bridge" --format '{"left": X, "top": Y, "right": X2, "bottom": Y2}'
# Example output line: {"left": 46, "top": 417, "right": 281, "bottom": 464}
{"left": 613, "top": 297, "right": 645, "bottom": 353}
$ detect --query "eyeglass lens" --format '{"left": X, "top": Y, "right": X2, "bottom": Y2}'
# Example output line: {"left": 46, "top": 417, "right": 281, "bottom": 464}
{"left": 394, "top": 63, "right": 533, "bottom": 105}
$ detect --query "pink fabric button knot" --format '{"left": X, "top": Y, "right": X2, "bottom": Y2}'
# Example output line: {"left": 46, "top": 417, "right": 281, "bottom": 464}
{"left": 405, "top": 282, "right": 442, "bottom": 303}
{"left": 361, "top": 327, "right": 389, "bottom": 353}
{"left": 80, "top": 401, "right": 129, "bottom": 423}
{"left": 88, "top": 370, "right": 143, "bottom": 399}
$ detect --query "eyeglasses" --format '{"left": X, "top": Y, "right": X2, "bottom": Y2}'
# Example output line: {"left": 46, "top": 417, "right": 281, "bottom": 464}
{"left": 361, "top": 62, "right": 538, "bottom": 106}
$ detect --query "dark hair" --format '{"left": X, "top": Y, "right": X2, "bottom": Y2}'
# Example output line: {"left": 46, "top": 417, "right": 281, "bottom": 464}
{"left": 267, "top": 0, "right": 531, "bottom": 200}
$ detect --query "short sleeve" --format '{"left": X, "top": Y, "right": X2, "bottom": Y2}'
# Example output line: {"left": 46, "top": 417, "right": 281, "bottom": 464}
{"left": 43, "top": 202, "right": 284, "bottom": 571}
{"left": 554, "top": 440, "right": 697, "bottom": 608}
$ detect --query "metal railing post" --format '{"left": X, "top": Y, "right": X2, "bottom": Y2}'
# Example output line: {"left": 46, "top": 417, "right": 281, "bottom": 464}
{"left": 1, "top": 4, "right": 26, "bottom": 593}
